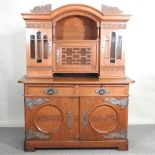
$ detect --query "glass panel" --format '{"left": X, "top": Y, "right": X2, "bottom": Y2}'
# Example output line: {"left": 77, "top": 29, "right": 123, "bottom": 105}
{"left": 43, "top": 35, "right": 48, "bottom": 59}
{"left": 110, "top": 32, "right": 116, "bottom": 63}
{"left": 116, "top": 35, "right": 122, "bottom": 59}
{"left": 37, "top": 32, "right": 42, "bottom": 63}
{"left": 30, "top": 35, "right": 35, "bottom": 59}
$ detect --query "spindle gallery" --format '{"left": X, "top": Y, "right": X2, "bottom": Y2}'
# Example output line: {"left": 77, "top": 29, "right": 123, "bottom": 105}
{"left": 19, "top": 4, "right": 134, "bottom": 151}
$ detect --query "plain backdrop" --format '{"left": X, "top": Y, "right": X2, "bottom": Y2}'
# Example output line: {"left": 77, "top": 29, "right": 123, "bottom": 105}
{"left": 0, "top": 0, "right": 155, "bottom": 127}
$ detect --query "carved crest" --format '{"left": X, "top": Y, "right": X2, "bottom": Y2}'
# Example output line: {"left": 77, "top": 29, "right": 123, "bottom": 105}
{"left": 31, "top": 4, "right": 52, "bottom": 13}
{"left": 101, "top": 4, "right": 123, "bottom": 15}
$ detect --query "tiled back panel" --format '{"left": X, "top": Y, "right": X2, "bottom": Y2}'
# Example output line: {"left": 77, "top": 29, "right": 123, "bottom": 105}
{"left": 61, "top": 47, "right": 91, "bottom": 65}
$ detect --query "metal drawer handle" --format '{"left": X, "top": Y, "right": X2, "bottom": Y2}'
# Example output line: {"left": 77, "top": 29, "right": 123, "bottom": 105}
{"left": 82, "top": 112, "right": 87, "bottom": 128}
{"left": 67, "top": 112, "right": 71, "bottom": 129}
{"left": 96, "top": 88, "right": 109, "bottom": 95}
{"left": 44, "top": 88, "right": 58, "bottom": 95}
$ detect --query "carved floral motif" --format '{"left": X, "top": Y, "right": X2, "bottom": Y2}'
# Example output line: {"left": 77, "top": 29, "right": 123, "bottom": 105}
{"left": 31, "top": 4, "right": 52, "bottom": 13}
{"left": 102, "top": 4, "right": 123, "bottom": 15}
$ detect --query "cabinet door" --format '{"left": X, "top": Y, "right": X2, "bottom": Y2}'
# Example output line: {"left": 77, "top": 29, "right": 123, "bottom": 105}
{"left": 53, "top": 41, "right": 99, "bottom": 73}
{"left": 80, "top": 97, "right": 128, "bottom": 140}
{"left": 25, "top": 97, "right": 79, "bottom": 141}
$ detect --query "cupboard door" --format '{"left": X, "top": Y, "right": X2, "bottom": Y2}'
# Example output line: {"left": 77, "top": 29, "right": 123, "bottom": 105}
{"left": 25, "top": 97, "right": 79, "bottom": 141}
{"left": 80, "top": 97, "right": 128, "bottom": 141}
{"left": 53, "top": 41, "right": 99, "bottom": 73}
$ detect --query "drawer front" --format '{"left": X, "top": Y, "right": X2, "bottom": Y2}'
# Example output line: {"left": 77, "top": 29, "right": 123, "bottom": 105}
{"left": 26, "top": 85, "right": 75, "bottom": 96}
{"left": 79, "top": 85, "right": 128, "bottom": 96}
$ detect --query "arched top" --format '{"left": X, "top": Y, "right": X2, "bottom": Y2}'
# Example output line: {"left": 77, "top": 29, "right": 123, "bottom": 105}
{"left": 50, "top": 4, "right": 103, "bottom": 23}
{"left": 21, "top": 4, "right": 130, "bottom": 22}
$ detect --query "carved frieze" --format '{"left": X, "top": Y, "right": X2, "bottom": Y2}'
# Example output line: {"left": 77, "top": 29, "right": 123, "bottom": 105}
{"left": 26, "top": 22, "right": 52, "bottom": 29}
{"left": 31, "top": 4, "right": 52, "bottom": 13}
{"left": 101, "top": 4, "right": 123, "bottom": 15}
{"left": 104, "top": 130, "right": 127, "bottom": 139}
{"left": 28, "top": 66, "right": 52, "bottom": 71}
{"left": 101, "top": 66, "right": 124, "bottom": 71}
{"left": 101, "top": 23, "right": 126, "bottom": 29}
{"left": 26, "top": 129, "right": 49, "bottom": 139}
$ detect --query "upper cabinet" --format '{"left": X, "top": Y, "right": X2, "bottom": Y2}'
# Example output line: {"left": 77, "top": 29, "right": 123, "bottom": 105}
{"left": 21, "top": 4, "right": 130, "bottom": 78}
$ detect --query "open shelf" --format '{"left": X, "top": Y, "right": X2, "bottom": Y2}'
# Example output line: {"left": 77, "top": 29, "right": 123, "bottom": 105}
{"left": 56, "top": 15, "right": 98, "bottom": 40}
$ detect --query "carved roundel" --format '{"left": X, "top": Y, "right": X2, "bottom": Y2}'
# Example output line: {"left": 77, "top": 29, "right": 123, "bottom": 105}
{"left": 34, "top": 105, "right": 63, "bottom": 134}
{"left": 89, "top": 105, "right": 118, "bottom": 133}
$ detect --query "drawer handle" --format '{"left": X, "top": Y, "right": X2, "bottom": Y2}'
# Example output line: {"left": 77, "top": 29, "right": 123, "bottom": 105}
{"left": 82, "top": 112, "right": 87, "bottom": 128}
{"left": 67, "top": 112, "right": 71, "bottom": 129}
{"left": 96, "top": 88, "right": 109, "bottom": 95}
{"left": 44, "top": 88, "right": 58, "bottom": 95}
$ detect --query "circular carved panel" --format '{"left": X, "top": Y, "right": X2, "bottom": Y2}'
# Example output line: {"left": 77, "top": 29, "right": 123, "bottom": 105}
{"left": 34, "top": 105, "right": 63, "bottom": 133}
{"left": 90, "top": 105, "right": 118, "bottom": 133}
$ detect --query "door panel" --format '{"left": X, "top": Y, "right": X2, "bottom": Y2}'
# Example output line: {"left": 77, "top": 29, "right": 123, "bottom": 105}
{"left": 80, "top": 97, "right": 128, "bottom": 140}
{"left": 53, "top": 41, "right": 99, "bottom": 73}
{"left": 25, "top": 97, "right": 79, "bottom": 141}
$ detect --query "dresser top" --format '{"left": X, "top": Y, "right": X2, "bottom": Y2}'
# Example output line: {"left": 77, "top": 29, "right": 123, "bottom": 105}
{"left": 18, "top": 76, "right": 134, "bottom": 85}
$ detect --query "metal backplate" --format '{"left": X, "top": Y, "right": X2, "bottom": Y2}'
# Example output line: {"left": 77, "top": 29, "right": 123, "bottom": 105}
{"left": 104, "top": 98, "right": 128, "bottom": 108}
{"left": 25, "top": 129, "right": 49, "bottom": 139}
{"left": 25, "top": 98, "right": 49, "bottom": 109}
{"left": 104, "top": 130, "right": 127, "bottom": 139}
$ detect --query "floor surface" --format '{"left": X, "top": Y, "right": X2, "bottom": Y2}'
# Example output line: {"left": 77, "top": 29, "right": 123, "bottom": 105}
{"left": 0, "top": 125, "right": 155, "bottom": 155}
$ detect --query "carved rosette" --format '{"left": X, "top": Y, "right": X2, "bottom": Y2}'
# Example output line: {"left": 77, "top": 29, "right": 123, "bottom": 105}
{"left": 26, "top": 22, "right": 52, "bottom": 29}
{"left": 104, "top": 130, "right": 127, "bottom": 139}
{"left": 25, "top": 98, "right": 49, "bottom": 109}
{"left": 105, "top": 98, "right": 128, "bottom": 108}
{"left": 25, "top": 129, "right": 49, "bottom": 139}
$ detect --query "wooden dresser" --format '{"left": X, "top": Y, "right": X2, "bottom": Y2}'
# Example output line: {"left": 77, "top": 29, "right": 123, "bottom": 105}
{"left": 19, "top": 4, "right": 134, "bottom": 151}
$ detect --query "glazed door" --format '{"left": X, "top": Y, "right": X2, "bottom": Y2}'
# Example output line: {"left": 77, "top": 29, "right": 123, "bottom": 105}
{"left": 25, "top": 97, "right": 79, "bottom": 141}
{"left": 80, "top": 97, "right": 128, "bottom": 141}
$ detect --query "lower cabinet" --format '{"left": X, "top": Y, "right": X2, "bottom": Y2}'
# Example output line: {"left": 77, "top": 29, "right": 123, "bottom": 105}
{"left": 24, "top": 84, "right": 129, "bottom": 151}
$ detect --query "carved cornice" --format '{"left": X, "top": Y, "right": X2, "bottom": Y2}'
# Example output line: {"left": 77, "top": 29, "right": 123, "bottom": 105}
{"left": 31, "top": 4, "right": 52, "bottom": 13}
{"left": 101, "top": 23, "right": 126, "bottom": 29}
{"left": 26, "top": 22, "right": 52, "bottom": 29}
{"left": 102, "top": 4, "right": 123, "bottom": 15}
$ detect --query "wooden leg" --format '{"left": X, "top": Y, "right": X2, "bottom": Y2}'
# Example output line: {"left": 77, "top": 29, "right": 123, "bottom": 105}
{"left": 24, "top": 141, "right": 35, "bottom": 152}
{"left": 118, "top": 144, "right": 128, "bottom": 151}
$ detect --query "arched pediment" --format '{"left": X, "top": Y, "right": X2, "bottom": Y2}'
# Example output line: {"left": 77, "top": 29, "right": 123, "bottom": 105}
{"left": 50, "top": 4, "right": 103, "bottom": 22}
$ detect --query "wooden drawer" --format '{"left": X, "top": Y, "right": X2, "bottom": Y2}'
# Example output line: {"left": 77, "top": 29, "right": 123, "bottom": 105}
{"left": 79, "top": 85, "right": 128, "bottom": 96}
{"left": 26, "top": 85, "right": 75, "bottom": 96}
